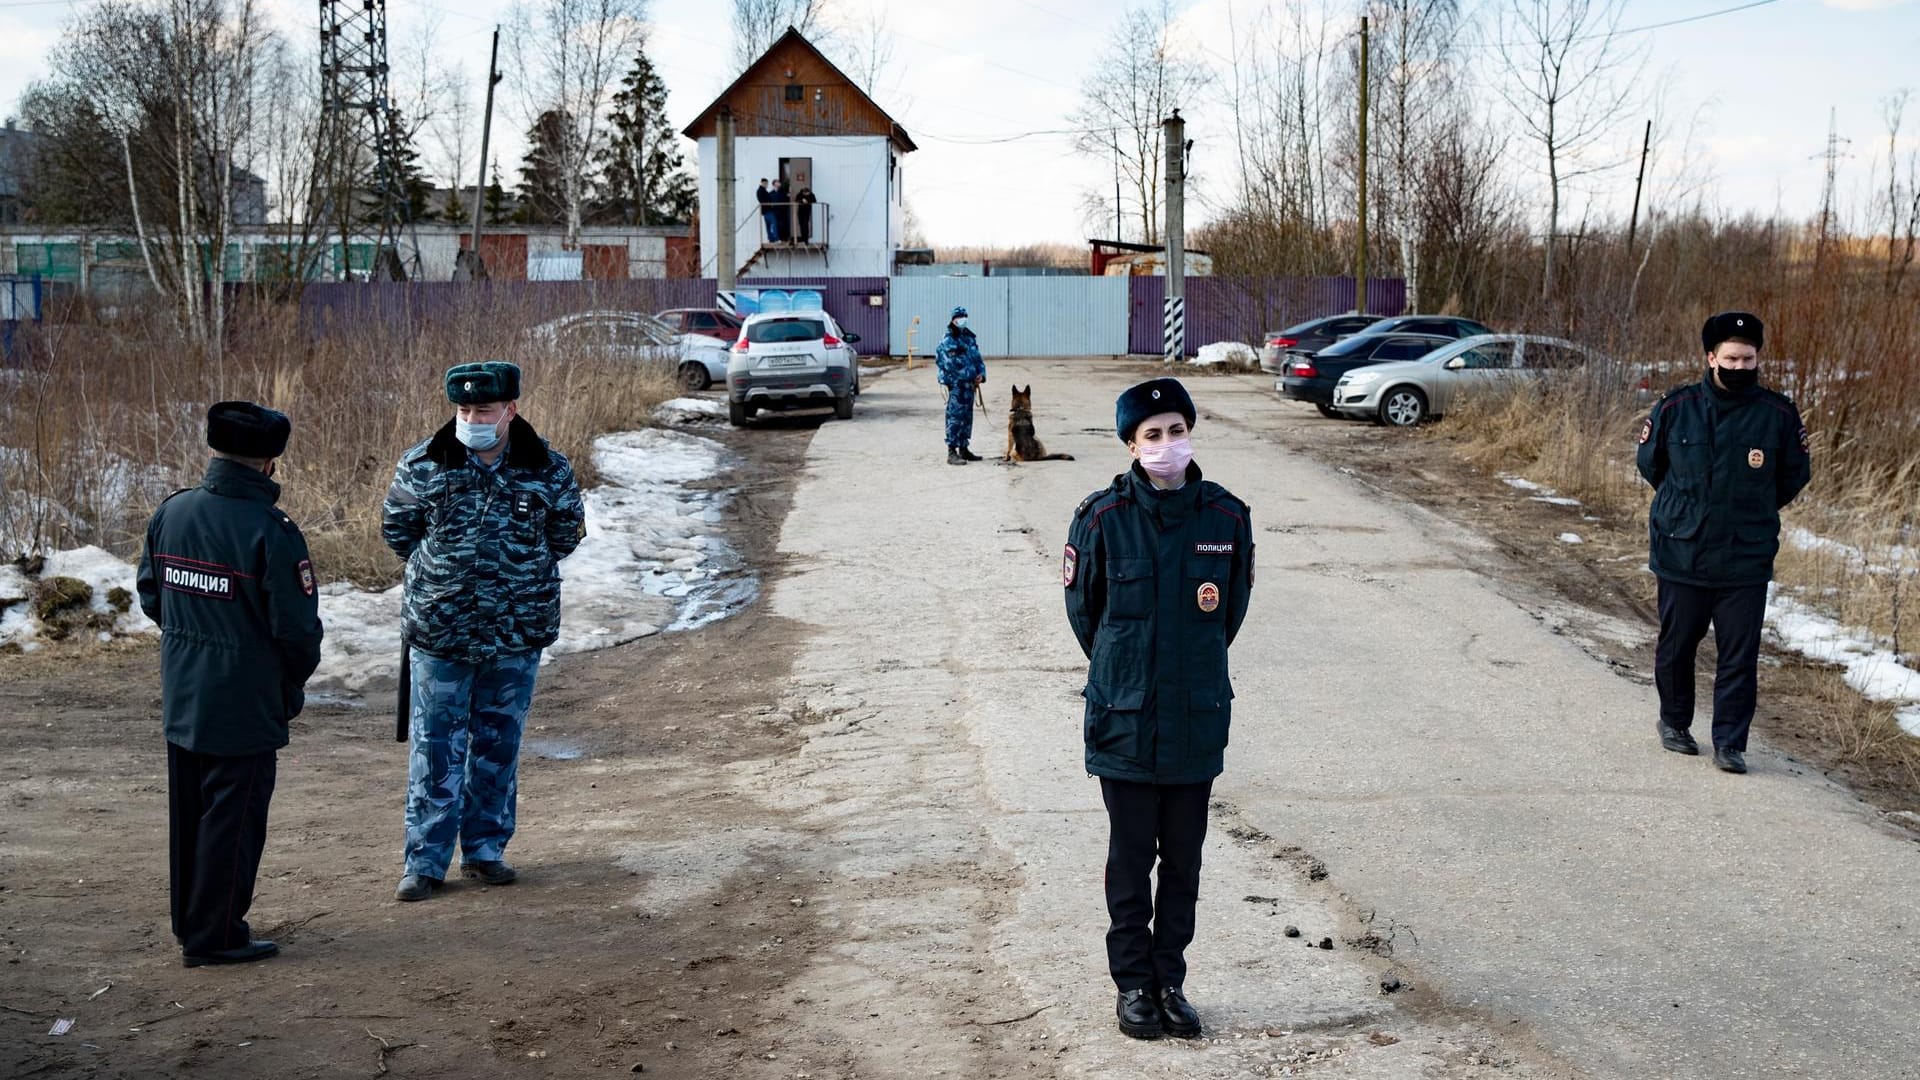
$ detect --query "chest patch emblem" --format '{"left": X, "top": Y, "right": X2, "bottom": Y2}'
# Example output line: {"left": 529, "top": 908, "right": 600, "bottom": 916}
{"left": 1748, "top": 448, "right": 1765, "bottom": 469}
{"left": 1196, "top": 581, "right": 1221, "bottom": 614}
{"left": 1062, "top": 544, "right": 1079, "bottom": 588}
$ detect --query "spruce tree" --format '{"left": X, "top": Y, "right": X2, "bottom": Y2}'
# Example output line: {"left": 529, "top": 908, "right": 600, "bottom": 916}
{"left": 485, "top": 158, "right": 512, "bottom": 225}
{"left": 516, "top": 109, "right": 571, "bottom": 225}
{"left": 595, "top": 47, "right": 695, "bottom": 226}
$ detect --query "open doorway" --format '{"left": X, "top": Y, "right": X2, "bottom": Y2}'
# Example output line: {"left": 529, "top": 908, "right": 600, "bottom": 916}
{"left": 779, "top": 157, "right": 816, "bottom": 244}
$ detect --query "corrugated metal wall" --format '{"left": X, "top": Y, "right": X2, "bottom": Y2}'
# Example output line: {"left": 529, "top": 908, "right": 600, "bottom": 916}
{"left": 889, "top": 277, "right": 1129, "bottom": 357}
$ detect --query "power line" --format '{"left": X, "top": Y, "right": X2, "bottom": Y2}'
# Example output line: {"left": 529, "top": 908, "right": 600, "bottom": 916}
{"left": 1459, "top": 0, "right": 1782, "bottom": 49}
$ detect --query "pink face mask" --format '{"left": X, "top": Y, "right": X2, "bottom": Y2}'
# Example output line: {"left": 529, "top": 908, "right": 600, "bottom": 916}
{"left": 1137, "top": 437, "right": 1193, "bottom": 480}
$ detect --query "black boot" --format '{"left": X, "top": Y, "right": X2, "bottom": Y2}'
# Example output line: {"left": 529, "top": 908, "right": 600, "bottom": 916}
{"left": 461, "top": 860, "right": 518, "bottom": 885}
{"left": 959, "top": 445, "right": 983, "bottom": 461}
{"left": 947, "top": 447, "right": 968, "bottom": 465}
{"left": 1713, "top": 747, "right": 1747, "bottom": 774}
{"left": 183, "top": 939, "right": 278, "bottom": 968}
{"left": 1657, "top": 722, "right": 1699, "bottom": 755}
{"left": 1158, "top": 986, "right": 1202, "bottom": 1038}
{"left": 1115, "top": 988, "right": 1164, "bottom": 1039}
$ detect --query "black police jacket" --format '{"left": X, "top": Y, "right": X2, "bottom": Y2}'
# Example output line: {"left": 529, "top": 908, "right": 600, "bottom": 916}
{"left": 1636, "top": 373, "right": 1811, "bottom": 588}
{"left": 1063, "top": 462, "right": 1255, "bottom": 785}
{"left": 136, "top": 458, "right": 325, "bottom": 756}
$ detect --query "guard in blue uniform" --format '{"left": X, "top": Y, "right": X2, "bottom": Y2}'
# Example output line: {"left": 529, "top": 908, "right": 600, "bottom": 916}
{"left": 934, "top": 306, "right": 986, "bottom": 464}
{"left": 1063, "top": 378, "right": 1254, "bottom": 1040}
{"left": 136, "top": 402, "right": 324, "bottom": 967}
{"left": 1637, "top": 312, "right": 1811, "bottom": 774}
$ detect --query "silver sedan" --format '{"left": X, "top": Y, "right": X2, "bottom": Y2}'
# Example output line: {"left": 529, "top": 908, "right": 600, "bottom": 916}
{"left": 1331, "top": 334, "right": 1605, "bottom": 426}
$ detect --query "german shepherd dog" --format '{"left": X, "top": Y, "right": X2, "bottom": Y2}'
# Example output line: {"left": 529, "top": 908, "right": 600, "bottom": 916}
{"left": 1005, "top": 385, "right": 1076, "bottom": 462}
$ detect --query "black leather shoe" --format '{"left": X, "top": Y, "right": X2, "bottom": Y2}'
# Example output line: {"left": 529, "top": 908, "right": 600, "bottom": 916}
{"left": 182, "top": 939, "right": 278, "bottom": 968}
{"left": 461, "top": 860, "right": 518, "bottom": 885}
{"left": 395, "top": 874, "right": 442, "bottom": 901}
{"left": 959, "top": 446, "right": 983, "bottom": 462}
{"left": 1116, "top": 988, "right": 1164, "bottom": 1039}
{"left": 1657, "top": 722, "right": 1699, "bottom": 755}
{"left": 1713, "top": 748, "right": 1747, "bottom": 774}
{"left": 947, "top": 448, "right": 968, "bottom": 465}
{"left": 1158, "top": 986, "right": 1202, "bottom": 1038}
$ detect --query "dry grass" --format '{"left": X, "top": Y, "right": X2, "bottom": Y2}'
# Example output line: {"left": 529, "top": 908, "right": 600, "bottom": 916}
{"left": 0, "top": 290, "right": 679, "bottom": 588}
{"left": 1773, "top": 660, "right": 1920, "bottom": 799}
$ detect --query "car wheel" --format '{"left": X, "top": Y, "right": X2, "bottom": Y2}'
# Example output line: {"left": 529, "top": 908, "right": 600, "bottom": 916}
{"left": 1314, "top": 403, "right": 1339, "bottom": 418}
{"left": 680, "top": 362, "right": 711, "bottom": 392}
{"left": 834, "top": 393, "right": 854, "bottom": 420}
{"left": 728, "top": 399, "right": 748, "bottom": 427}
{"left": 1378, "top": 386, "right": 1428, "bottom": 427}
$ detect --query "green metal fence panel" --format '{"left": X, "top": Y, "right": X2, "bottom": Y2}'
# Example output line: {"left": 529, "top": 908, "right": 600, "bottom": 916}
{"left": 13, "top": 243, "right": 82, "bottom": 282}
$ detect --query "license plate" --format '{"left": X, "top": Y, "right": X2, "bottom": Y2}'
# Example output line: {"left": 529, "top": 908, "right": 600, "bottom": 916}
{"left": 766, "top": 354, "right": 811, "bottom": 368}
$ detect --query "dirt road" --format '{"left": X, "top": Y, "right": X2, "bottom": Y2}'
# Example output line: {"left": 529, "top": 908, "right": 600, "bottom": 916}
{"left": 5, "top": 358, "right": 1918, "bottom": 1079}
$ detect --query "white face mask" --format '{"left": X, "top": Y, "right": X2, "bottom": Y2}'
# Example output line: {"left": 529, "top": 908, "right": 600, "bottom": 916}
{"left": 455, "top": 414, "right": 505, "bottom": 451}
{"left": 954, "top": 317, "right": 969, "bottom": 329}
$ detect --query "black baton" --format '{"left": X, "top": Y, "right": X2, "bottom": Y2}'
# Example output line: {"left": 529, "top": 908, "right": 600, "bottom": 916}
{"left": 396, "top": 635, "right": 411, "bottom": 743}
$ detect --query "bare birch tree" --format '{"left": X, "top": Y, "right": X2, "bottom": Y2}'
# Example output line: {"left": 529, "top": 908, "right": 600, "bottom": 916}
{"left": 1070, "top": 0, "right": 1211, "bottom": 246}
{"left": 508, "top": 0, "right": 650, "bottom": 247}
{"left": 731, "top": 0, "right": 832, "bottom": 72}
{"left": 1494, "top": 0, "right": 1645, "bottom": 302}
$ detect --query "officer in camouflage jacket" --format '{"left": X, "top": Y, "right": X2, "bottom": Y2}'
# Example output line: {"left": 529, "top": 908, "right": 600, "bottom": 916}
{"left": 381, "top": 361, "right": 586, "bottom": 901}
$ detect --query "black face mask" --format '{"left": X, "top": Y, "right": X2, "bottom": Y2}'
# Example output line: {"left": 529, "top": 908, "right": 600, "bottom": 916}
{"left": 1714, "top": 365, "right": 1759, "bottom": 393}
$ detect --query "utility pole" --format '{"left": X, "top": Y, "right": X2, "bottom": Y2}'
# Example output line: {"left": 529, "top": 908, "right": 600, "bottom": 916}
{"left": 717, "top": 107, "right": 738, "bottom": 298}
{"left": 1355, "top": 15, "right": 1369, "bottom": 314}
{"left": 1163, "top": 110, "right": 1187, "bottom": 363}
{"left": 457, "top": 25, "right": 502, "bottom": 281}
{"left": 1112, "top": 132, "right": 1122, "bottom": 242}
{"left": 1626, "top": 119, "right": 1651, "bottom": 257}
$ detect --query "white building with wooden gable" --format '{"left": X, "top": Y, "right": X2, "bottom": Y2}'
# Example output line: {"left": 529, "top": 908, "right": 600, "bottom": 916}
{"left": 683, "top": 28, "right": 916, "bottom": 280}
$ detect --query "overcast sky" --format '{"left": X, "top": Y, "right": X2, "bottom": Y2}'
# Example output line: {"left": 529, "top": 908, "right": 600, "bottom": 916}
{"left": 3, "top": 0, "right": 1918, "bottom": 247}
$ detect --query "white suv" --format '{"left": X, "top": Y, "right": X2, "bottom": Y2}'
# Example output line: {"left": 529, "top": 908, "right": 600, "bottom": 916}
{"left": 727, "top": 310, "right": 862, "bottom": 425}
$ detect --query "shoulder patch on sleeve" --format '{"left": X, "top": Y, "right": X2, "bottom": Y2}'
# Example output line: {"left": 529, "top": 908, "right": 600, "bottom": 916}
{"left": 1638, "top": 417, "right": 1653, "bottom": 445}
{"left": 297, "top": 558, "right": 316, "bottom": 596}
{"left": 1062, "top": 543, "right": 1078, "bottom": 587}
{"left": 1799, "top": 426, "right": 1811, "bottom": 454}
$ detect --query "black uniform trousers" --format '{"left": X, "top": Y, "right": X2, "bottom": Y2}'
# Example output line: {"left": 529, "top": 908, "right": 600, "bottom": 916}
{"left": 1654, "top": 578, "right": 1768, "bottom": 753}
{"left": 167, "top": 742, "right": 276, "bottom": 957}
{"left": 1100, "top": 777, "right": 1213, "bottom": 992}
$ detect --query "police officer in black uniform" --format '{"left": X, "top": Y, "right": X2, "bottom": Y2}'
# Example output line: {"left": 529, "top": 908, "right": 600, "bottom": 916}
{"left": 1637, "top": 312, "right": 1810, "bottom": 774}
{"left": 136, "top": 402, "right": 324, "bottom": 967}
{"left": 1063, "top": 378, "right": 1254, "bottom": 1040}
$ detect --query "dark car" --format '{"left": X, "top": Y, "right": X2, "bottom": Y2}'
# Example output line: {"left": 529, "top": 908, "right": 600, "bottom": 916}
{"left": 1348, "top": 314, "right": 1498, "bottom": 340}
{"left": 1259, "top": 313, "right": 1388, "bottom": 374}
{"left": 1279, "top": 333, "right": 1456, "bottom": 415}
{"left": 655, "top": 307, "right": 744, "bottom": 342}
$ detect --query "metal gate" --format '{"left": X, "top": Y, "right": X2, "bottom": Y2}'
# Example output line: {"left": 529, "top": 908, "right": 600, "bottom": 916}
{"left": 889, "top": 276, "right": 1130, "bottom": 358}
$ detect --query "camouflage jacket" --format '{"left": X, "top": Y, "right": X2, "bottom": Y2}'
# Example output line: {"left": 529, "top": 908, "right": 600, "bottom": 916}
{"left": 934, "top": 326, "right": 985, "bottom": 386}
{"left": 381, "top": 416, "right": 586, "bottom": 663}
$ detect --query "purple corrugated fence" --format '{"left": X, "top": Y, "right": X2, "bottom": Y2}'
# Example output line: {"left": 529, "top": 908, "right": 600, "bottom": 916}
{"left": 300, "top": 277, "right": 891, "bottom": 354}
{"left": 1127, "top": 276, "right": 1408, "bottom": 355}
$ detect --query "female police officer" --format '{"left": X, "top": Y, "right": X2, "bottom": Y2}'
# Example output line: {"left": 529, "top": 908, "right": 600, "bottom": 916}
{"left": 1063, "top": 377, "right": 1254, "bottom": 1040}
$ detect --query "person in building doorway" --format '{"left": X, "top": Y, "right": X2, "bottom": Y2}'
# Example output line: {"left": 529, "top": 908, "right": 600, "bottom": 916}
{"left": 756, "top": 179, "right": 781, "bottom": 243}
{"left": 795, "top": 186, "right": 817, "bottom": 244}
{"left": 934, "top": 305, "right": 986, "bottom": 465}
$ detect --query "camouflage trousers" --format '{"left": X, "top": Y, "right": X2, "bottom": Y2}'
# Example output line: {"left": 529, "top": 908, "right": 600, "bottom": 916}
{"left": 403, "top": 649, "right": 541, "bottom": 879}
{"left": 944, "top": 383, "right": 975, "bottom": 448}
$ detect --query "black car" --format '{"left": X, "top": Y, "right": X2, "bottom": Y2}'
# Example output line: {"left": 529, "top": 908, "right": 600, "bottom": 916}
{"left": 1259, "top": 313, "right": 1388, "bottom": 374}
{"left": 1349, "top": 314, "right": 1497, "bottom": 340}
{"left": 1279, "top": 333, "right": 1456, "bottom": 416}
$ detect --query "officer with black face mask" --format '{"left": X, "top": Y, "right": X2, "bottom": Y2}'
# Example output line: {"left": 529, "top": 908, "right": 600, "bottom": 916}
{"left": 1636, "top": 312, "right": 1812, "bottom": 774}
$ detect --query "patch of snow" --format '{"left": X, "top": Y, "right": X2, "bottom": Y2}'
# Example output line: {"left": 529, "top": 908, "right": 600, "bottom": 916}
{"left": 1498, "top": 473, "right": 1584, "bottom": 508}
{"left": 1784, "top": 525, "right": 1916, "bottom": 575}
{"left": 1558, "top": 533, "right": 1584, "bottom": 544}
{"left": 1193, "top": 341, "right": 1259, "bottom": 368}
{"left": 1766, "top": 587, "right": 1920, "bottom": 737}
{"left": 0, "top": 544, "right": 155, "bottom": 649}
{"left": 654, "top": 397, "right": 728, "bottom": 425}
